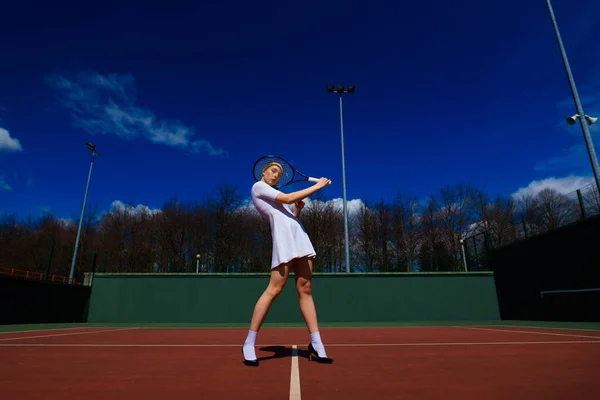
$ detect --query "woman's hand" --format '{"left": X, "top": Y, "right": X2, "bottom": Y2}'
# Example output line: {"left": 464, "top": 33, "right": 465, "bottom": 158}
{"left": 294, "top": 200, "right": 305, "bottom": 217}
{"left": 315, "top": 177, "right": 331, "bottom": 189}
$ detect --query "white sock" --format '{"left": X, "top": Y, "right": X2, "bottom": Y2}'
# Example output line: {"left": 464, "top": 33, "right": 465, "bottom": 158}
{"left": 310, "top": 331, "right": 328, "bottom": 358}
{"left": 243, "top": 330, "right": 257, "bottom": 360}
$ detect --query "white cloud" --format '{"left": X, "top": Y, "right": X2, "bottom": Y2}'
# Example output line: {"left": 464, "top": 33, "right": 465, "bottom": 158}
{"left": 0, "top": 127, "right": 23, "bottom": 152}
{"left": 238, "top": 196, "right": 366, "bottom": 217}
{"left": 44, "top": 72, "right": 226, "bottom": 157}
{"left": 0, "top": 175, "right": 11, "bottom": 191}
{"left": 109, "top": 200, "right": 162, "bottom": 216}
{"left": 323, "top": 198, "right": 365, "bottom": 216}
{"left": 57, "top": 218, "right": 76, "bottom": 228}
{"left": 511, "top": 175, "right": 593, "bottom": 199}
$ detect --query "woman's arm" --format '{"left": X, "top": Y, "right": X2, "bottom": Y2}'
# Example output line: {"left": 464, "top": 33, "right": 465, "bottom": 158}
{"left": 275, "top": 178, "right": 330, "bottom": 204}
{"left": 293, "top": 200, "right": 304, "bottom": 217}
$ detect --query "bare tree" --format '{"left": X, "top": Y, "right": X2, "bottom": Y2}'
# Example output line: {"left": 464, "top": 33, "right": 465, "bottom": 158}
{"left": 372, "top": 200, "right": 393, "bottom": 272}
{"left": 300, "top": 192, "right": 341, "bottom": 272}
{"left": 515, "top": 193, "right": 542, "bottom": 237}
{"left": 472, "top": 190, "right": 519, "bottom": 248}
{"left": 210, "top": 184, "right": 244, "bottom": 272}
{"left": 436, "top": 184, "right": 478, "bottom": 271}
{"left": 535, "top": 188, "right": 579, "bottom": 230}
{"left": 5, "top": 174, "right": 598, "bottom": 281}
{"left": 156, "top": 198, "right": 193, "bottom": 272}
{"left": 419, "top": 196, "right": 441, "bottom": 271}
{"left": 235, "top": 204, "right": 271, "bottom": 272}
{"left": 581, "top": 183, "right": 600, "bottom": 217}
{"left": 187, "top": 202, "right": 216, "bottom": 273}
{"left": 391, "top": 194, "right": 421, "bottom": 272}
{"left": 354, "top": 201, "right": 377, "bottom": 272}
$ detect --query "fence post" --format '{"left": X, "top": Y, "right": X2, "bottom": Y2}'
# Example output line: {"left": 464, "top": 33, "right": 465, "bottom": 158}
{"left": 472, "top": 236, "right": 479, "bottom": 270}
{"left": 90, "top": 252, "right": 97, "bottom": 273}
{"left": 576, "top": 189, "right": 586, "bottom": 219}
{"left": 44, "top": 240, "right": 54, "bottom": 281}
{"left": 483, "top": 231, "right": 491, "bottom": 270}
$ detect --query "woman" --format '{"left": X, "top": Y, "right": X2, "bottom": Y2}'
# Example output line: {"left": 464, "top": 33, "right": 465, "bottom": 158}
{"left": 242, "top": 160, "right": 334, "bottom": 366}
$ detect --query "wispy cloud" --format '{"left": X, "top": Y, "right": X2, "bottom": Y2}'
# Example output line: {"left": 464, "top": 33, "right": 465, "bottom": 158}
{"left": 0, "top": 175, "right": 11, "bottom": 191}
{"left": 44, "top": 72, "right": 226, "bottom": 157}
{"left": 535, "top": 141, "right": 592, "bottom": 172}
{"left": 0, "top": 126, "right": 20, "bottom": 191}
{"left": 0, "top": 127, "right": 23, "bottom": 152}
{"left": 511, "top": 175, "right": 593, "bottom": 199}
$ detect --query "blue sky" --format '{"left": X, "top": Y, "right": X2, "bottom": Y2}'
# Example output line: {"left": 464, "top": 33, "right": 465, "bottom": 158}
{"left": 1, "top": 0, "right": 599, "bottom": 221}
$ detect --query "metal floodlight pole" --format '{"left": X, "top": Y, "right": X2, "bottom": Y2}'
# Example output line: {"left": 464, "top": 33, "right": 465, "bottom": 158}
{"left": 69, "top": 142, "right": 100, "bottom": 284}
{"left": 327, "top": 84, "right": 355, "bottom": 273}
{"left": 546, "top": 0, "right": 600, "bottom": 194}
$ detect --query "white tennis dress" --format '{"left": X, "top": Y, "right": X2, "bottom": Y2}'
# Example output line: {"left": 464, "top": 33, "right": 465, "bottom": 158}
{"left": 251, "top": 181, "right": 316, "bottom": 269}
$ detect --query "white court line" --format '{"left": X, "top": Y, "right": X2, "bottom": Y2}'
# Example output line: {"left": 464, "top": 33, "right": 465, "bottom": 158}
{"left": 1, "top": 340, "right": 599, "bottom": 347}
{"left": 289, "top": 345, "right": 301, "bottom": 400}
{"left": 456, "top": 326, "right": 600, "bottom": 340}
{"left": 0, "top": 327, "right": 139, "bottom": 342}
{"left": 0, "top": 327, "right": 92, "bottom": 335}
{"left": 497, "top": 324, "right": 600, "bottom": 333}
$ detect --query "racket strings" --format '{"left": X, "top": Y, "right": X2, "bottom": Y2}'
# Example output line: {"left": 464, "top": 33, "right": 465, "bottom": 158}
{"left": 253, "top": 156, "right": 295, "bottom": 187}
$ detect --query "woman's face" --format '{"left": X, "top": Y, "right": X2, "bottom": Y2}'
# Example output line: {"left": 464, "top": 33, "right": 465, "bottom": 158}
{"left": 262, "top": 163, "right": 283, "bottom": 186}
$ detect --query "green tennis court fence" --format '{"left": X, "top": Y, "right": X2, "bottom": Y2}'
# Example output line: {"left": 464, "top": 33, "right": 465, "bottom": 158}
{"left": 85, "top": 272, "right": 501, "bottom": 324}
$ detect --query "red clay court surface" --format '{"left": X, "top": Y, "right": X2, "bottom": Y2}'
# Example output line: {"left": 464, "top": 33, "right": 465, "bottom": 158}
{"left": 1, "top": 324, "right": 600, "bottom": 399}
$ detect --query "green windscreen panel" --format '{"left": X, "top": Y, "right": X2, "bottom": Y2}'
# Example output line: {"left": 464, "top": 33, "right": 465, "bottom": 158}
{"left": 87, "top": 272, "right": 500, "bottom": 323}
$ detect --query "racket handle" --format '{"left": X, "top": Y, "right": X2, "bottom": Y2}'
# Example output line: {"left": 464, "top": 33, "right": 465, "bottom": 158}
{"left": 309, "top": 177, "right": 332, "bottom": 185}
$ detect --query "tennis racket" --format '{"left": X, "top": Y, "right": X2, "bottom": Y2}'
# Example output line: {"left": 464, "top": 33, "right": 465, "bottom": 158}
{"left": 252, "top": 155, "right": 332, "bottom": 188}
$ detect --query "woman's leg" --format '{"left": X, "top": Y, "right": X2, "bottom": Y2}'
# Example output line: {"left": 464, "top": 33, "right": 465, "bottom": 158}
{"left": 243, "top": 263, "right": 289, "bottom": 364}
{"left": 249, "top": 263, "right": 290, "bottom": 332}
{"left": 292, "top": 256, "right": 319, "bottom": 333}
{"left": 293, "top": 256, "right": 332, "bottom": 362}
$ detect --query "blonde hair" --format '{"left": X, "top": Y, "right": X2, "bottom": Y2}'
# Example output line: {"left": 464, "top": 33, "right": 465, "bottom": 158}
{"left": 262, "top": 161, "right": 284, "bottom": 174}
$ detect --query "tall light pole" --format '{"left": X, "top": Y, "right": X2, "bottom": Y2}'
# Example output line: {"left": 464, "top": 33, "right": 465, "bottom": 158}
{"left": 546, "top": 0, "right": 600, "bottom": 195}
{"left": 69, "top": 142, "right": 100, "bottom": 284}
{"left": 327, "top": 84, "right": 354, "bottom": 273}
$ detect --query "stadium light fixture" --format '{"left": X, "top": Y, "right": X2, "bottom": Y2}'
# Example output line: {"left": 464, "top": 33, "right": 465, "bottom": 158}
{"left": 566, "top": 114, "right": 598, "bottom": 126}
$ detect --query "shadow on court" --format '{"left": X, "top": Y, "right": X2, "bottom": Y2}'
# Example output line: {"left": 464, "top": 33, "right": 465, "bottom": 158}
{"left": 257, "top": 345, "right": 309, "bottom": 362}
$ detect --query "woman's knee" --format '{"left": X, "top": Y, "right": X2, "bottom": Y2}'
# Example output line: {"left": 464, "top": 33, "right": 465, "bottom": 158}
{"left": 267, "top": 283, "right": 285, "bottom": 298}
{"left": 266, "top": 264, "right": 289, "bottom": 298}
{"left": 296, "top": 278, "right": 312, "bottom": 297}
